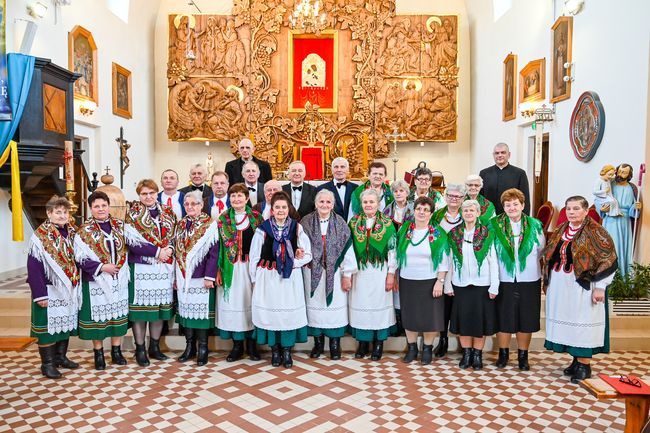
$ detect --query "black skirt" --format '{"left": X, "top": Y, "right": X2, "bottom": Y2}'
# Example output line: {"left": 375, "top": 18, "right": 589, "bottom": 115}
{"left": 495, "top": 279, "right": 541, "bottom": 333}
{"left": 399, "top": 277, "right": 444, "bottom": 332}
{"left": 449, "top": 284, "right": 496, "bottom": 337}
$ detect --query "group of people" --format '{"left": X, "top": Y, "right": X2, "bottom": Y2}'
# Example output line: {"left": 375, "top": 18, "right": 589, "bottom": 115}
{"left": 28, "top": 139, "right": 618, "bottom": 386}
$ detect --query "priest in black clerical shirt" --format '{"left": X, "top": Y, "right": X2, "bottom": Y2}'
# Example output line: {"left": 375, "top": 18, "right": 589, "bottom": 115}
{"left": 316, "top": 157, "right": 357, "bottom": 222}
{"left": 224, "top": 138, "right": 273, "bottom": 185}
{"left": 178, "top": 163, "right": 211, "bottom": 198}
{"left": 479, "top": 142, "right": 530, "bottom": 215}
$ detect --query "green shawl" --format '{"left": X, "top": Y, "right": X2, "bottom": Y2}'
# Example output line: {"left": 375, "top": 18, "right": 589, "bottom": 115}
{"left": 490, "top": 213, "right": 543, "bottom": 277}
{"left": 349, "top": 211, "right": 396, "bottom": 269}
{"left": 396, "top": 221, "right": 449, "bottom": 271}
{"left": 350, "top": 181, "right": 395, "bottom": 216}
{"left": 448, "top": 222, "right": 495, "bottom": 274}
{"left": 217, "top": 207, "right": 264, "bottom": 299}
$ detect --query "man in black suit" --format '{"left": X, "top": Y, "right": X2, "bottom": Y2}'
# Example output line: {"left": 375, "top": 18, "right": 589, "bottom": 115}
{"left": 282, "top": 160, "right": 316, "bottom": 219}
{"left": 242, "top": 160, "right": 265, "bottom": 206}
{"left": 178, "top": 163, "right": 211, "bottom": 198}
{"left": 316, "top": 157, "right": 357, "bottom": 221}
{"left": 224, "top": 138, "right": 273, "bottom": 185}
{"left": 479, "top": 142, "right": 531, "bottom": 215}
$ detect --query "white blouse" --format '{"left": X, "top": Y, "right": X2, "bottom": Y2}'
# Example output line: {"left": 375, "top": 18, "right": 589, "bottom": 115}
{"left": 497, "top": 219, "right": 545, "bottom": 283}
{"left": 399, "top": 228, "right": 450, "bottom": 280}
{"left": 445, "top": 227, "right": 500, "bottom": 295}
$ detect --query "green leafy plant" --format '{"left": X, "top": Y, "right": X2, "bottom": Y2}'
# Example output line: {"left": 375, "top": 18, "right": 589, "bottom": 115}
{"left": 608, "top": 263, "right": 650, "bottom": 303}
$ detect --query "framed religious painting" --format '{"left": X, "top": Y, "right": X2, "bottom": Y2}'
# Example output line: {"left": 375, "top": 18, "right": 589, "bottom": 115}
{"left": 68, "top": 25, "right": 98, "bottom": 104}
{"left": 112, "top": 63, "right": 132, "bottom": 119}
{"left": 502, "top": 53, "right": 517, "bottom": 121}
{"left": 288, "top": 30, "right": 338, "bottom": 113}
{"left": 519, "top": 58, "right": 545, "bottom": 103}
{"left": 551, "top": 16, "right": 573, "bottom": 103}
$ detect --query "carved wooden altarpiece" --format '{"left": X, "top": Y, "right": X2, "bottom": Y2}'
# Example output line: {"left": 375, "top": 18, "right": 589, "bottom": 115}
{"left": 167, "top": 1, "right": 459, "bottom": 178}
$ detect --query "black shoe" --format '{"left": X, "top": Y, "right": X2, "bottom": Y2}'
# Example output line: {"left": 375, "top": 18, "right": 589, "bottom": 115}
{"left": 271, "top": 344, "right": 282, "bottom": 367}
{"left": 111, "top": 345, "right": 127, "bottom": 365}
{"left": 570, "top": 362, "right": 592, "bottom": 384}
{"left": 93, "top": 348, "right": 106, "bottom": 371}
{"left": 148, "top": 338, "right": 168, "bottom": 361}
{"left": 563, "top": 357, "right": 579, "bottom": 376}
{"left": 282, "top": 347, "right": 293, "bottom": 368}
{"left": 434, "top": 336, "right": 448, "bottom": 358}
{"left": 402, "top": 342, "right": 419, "bottom": 363}
{"left": 495, "top": 348, "right": 509, "bottom": 368}
{"left": 355, "top": 341, "right": 370, "bottom": 359}
{"left": 394, "top": 309, "right": 405, "bottom": 337}
{"left": 177, "top": 328, "right": 197, "bottom": 363}
{"left": 196, "top": 329, "right": 209, "bottom": 366}
{"left": 245, "top": 338, "right": 261, "bottom": 361}
{"left": 54, "top": 339, "right": 79, "bottom": 369}
{"left": 421, "top": 345, "right": 434, "bottom": 365}
{"left": 329, "top": 337, "right": 341, "bottom": 360}
{"left": 518, "top": 349, "right": 530, "bottom": 371}
{"left": 459, "top": 348, "right": 472, "bottom": 369}
{"left": 226, "top": 340, "right": 245, "bottom": 362}
{"left": 472, "top": 349, "right": 483, "bottom": 370}
{"left": 39, "top": 345, "right": 62, "bottom": 379}
{"left": 370, "top": 340, "right": 384, "bottom": 361}
{"left": 134, "top": 343, "right": 150, "bottom": 367}
{"left": 310, "top": 335, "right": 324, "bottom": 359}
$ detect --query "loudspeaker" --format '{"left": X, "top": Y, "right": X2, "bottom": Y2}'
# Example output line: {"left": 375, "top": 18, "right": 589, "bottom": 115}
{"left": 19, "top": 21, "right": 38, "bottom": 54}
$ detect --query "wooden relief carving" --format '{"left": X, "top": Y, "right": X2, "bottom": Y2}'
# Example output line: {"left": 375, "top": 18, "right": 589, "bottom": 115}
{"left": 43, "top": 83, "right": 67, "bottom": 134}
{"left": 167, "top": 1, "right": 459, "bottom": 178}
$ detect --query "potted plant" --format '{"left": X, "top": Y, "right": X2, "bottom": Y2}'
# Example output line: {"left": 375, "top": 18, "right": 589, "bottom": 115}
{"left": 608, "top": 263, "right": 650, "bottom": 315}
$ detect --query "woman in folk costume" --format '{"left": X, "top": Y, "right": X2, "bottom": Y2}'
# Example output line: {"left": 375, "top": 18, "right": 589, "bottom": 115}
{"left": 124, "top": 179, "right": 176, "bottom": 367}
{"left": 445, "top": 200, "right": 499, "bottom": 371}
{"left": 174, "top": 191, "right": 220, "bottom": 366}
{"left": 428, "top": 183, "right": 466, "bottom": 358}
{"left": 491, "top": 188, "right": 545, "bottom": 371}
{"left": 465, "top": 174, "right": 496, "bottom": 226}
{"left": 350, "top": 162, "right": 394, "bottom": 216}
{"left": 541, "top": 196, "right": 617, "bottom": 384}
{"left": 301, "top": 189, "right": 357, "bottom": 360}
{"left": 249, "top": 191, "right": 312, "bottom": 368}
{"left": 407, "top": 167, "right": 446, "bottom": 211}
{"left": 396, "top": 196, "right": 450, "bottom": 365}
{"left": 216, "top": 183, "right": 264, "bottom": 362}
{"left": 27, "top": 196, "right": 81, "bottom": 379}
{"left": 349, "top": 189, "right": 397, "bottom": 361}
{"left": 75, "top": 191, "right": 130, "bottom": 370}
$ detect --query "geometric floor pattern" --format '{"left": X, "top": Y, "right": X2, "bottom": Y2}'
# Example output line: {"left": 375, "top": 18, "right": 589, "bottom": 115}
{"left": 1, "top": 350, "right": 643, "bottom": 432}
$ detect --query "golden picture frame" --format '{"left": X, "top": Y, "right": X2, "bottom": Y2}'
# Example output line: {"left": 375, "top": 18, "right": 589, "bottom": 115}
{"left": 519, "top": 58, "right": 545, "bottom": 103}
{"left": 112, "top": 62, "right": 132, "bottom": 119}
{"left": 68, "top": 25, "right": 98, "bottom": 104}
{"left": 502, "top": 53, "right": 517, "bottom": 121}
{"left": 550, "top": 15, "right": 573, "bottom": 103}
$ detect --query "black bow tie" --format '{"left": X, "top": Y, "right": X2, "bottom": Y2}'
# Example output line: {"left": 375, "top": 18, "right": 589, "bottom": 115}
{"left": 190, "top": 185, "right": 203, "bottom": 191}
{"left": 292, "top": 186, "right": 303, "bottom": 191}
{"left": 248, "top": 187, "right": 256, "bottom": 192}
{"left": 336, "top": 181, "right": 347, "bottom": 189}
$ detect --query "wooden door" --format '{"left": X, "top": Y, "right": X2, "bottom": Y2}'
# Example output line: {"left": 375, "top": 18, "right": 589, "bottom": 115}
{"left": 532, "top": 133, "right": 549, "bottom": 216}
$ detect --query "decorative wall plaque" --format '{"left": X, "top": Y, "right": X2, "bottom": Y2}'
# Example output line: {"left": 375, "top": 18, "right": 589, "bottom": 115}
{"left": 569, "top": 91, "right": 605, "bottom": 162}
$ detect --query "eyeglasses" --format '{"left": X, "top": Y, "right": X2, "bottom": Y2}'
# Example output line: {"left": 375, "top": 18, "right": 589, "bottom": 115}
{"left": 446, "top": 194, "right": 464, "bottom": 200}
{"left": 416, "top": 177, "right": 431, "bottom": 182}
{"left": 619, "top": 375, "right": 642, "bottom": 388}
{"left": 185, "top": 202, "right": 202, "bottom": 207}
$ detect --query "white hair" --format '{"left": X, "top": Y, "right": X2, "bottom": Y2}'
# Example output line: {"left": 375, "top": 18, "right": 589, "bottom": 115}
{"left": 190, "top": 163, "right": 206, "bottom": 173}
{"left": 239, "top": 137, "right": 254, "bottom": 148}
{"left": 390, "top": 179, "right": 410, "bottom": 193}
{"left": 331, "top": 157, "right": 349, "bottom": 169}
{"left": 461, "top": 199, "right": 481, "bottom": 213}
{"left": 264, "top": 180, "right": 281, "bottom": 192}
{"left": 494, "top": 142, "right": 510, "bottom": 152}
{"left": 289, "top": 160, "right": 306, "bottom": 169}
{"left": 444, "top": 183, "right": 467, "bottom": 196}
{"left": 465, "top": 174, "right": 484, "bottom": 188}
{"left": 241, "top": 160, "right": 260, "bottom": 174}
{"left": 183, "top": 190, "right": 203, "bottom": 205}
{"left": 360, "top": 188, "right": 381, "bottom": 203}
{"left": 315, "top": 189, "right": 335, "bottom": 204}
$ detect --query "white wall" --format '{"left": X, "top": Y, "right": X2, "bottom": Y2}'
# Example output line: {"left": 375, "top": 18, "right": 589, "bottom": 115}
{"left": 466, "top": 0, "right": 650, "bottom": 210}
{"left": 153, "top": 0, "right": 471, "bottom": 185}
{"left": 6, "top": 0, "right": 157, "bottom": 200}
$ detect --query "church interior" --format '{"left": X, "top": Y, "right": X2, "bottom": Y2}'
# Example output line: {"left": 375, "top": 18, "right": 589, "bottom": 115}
{"left": 1, "top": 0, "right": 650, "bottom": 431}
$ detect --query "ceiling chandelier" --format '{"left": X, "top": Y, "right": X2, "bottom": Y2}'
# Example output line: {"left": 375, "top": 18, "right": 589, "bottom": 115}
{"left": 288, "top": 0, "right": 327, "bottom": 34}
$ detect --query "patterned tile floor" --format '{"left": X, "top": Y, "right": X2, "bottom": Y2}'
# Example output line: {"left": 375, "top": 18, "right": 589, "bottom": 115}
{"left": 1, "top": 349, "right": 644, "bottom": 432}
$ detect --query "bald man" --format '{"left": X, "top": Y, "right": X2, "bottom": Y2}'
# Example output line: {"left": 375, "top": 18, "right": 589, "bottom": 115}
{"left": 225, "top": 138, "right": 273, "bottom": 185}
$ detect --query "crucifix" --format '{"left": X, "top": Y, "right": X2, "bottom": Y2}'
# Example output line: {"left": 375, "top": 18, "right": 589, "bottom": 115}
{"left": 115, "top": 126, "right": 130, "bottom": 189}
{"left": 385, "top": 126, "right": 406, "bottom": 181}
